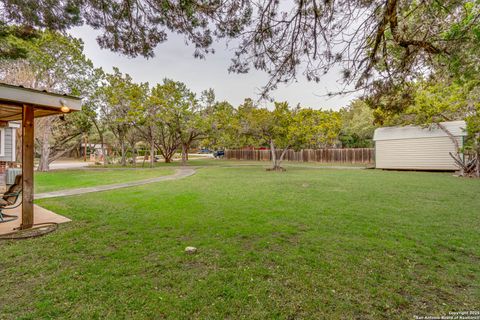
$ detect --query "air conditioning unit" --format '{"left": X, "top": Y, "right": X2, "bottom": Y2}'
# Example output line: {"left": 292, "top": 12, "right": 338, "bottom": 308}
{"left": 6, "top": 168, "right": 21, "bottom": 185}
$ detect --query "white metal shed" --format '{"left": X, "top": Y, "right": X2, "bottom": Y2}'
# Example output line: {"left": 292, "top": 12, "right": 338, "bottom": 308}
{"left": 373, "top": 121, "right": 467, "bottom": 170}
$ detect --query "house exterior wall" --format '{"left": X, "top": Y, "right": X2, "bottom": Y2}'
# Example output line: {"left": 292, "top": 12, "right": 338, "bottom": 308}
{"left": 0, "top": 127, "right": 16, "bottom": 162}
{"left": 375, "top": 136, "right": 463, "bottom": 170}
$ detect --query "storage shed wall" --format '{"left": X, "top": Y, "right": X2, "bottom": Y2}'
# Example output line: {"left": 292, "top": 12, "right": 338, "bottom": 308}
{"left": 375, "top": 136, "right": 462, "bottom": 170}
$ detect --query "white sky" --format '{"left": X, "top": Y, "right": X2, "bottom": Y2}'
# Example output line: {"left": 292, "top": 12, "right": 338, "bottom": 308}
{"left": 68, "top": 26, "right": 359, "bottom": 111}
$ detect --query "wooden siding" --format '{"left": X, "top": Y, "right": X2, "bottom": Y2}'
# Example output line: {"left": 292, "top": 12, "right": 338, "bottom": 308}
{"left": 375, "top": 136, "right": 463, "bottom": 170}
{"left": 225, "top": 148, "right": 374, "bottom": 164}
{"left": 0, "top": 127, "right": 14, "bottom": 162}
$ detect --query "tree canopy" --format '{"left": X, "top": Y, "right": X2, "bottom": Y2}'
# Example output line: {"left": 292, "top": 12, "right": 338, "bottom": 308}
{"left": 1, "top": 0, "right": 479, "bottom": 99}
{"left": 0, "top": 29, "right": 95, "bottom": 170}
{"left": 339, "top": 100, "right": 376, "bottom": 148}
{"left": 372, "top": 79, "right": 480, "bottom": 176}
{"left": 0, "top": 19, "right": 476, "bottom": 175}
{"left": 100, "top": 67, "right": 149, "bottom": 166}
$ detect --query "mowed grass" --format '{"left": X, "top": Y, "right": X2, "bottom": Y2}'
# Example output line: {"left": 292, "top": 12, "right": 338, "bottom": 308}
{"left": 34, "top": 168, "right": 175, "bottom": 193}
{"left": 1, "top": 166, "right": 479, "bottom": 319}
{"left": 91, "top": 157, "right": 369, "bottom": 169}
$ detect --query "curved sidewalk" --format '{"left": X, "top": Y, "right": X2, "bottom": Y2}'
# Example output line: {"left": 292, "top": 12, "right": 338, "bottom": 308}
{"left": 35, "top": 168, "right": 196, "bottom": 200}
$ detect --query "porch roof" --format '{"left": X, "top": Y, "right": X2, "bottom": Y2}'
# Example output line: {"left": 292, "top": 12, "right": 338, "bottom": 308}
{"left": 0, "top": 82, "right": 81, "bottom": 234}
{"left": 0, "top": 83, "right": 82, "bottom": 121}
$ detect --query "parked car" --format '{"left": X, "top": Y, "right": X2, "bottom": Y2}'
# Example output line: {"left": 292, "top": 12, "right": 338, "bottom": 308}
{"left": 213, "top": 150, "right": 225, "bottom": 158}
{"left": 199, "top": 148, "right": 211, "bottom": 154}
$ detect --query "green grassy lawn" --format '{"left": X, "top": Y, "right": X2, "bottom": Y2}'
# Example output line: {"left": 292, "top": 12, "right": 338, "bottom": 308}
{"left": 1, "top": 166, "right": 479, "bottom": 319}
{"left": 35, "top": 168, "right": 175, "bottom": 193}
{"left": 92, "top": 157, "right": 370, "bottom": 168}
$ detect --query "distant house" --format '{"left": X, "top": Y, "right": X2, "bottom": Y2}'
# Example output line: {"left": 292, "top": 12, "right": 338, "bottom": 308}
{"left": 0, "top": 121, "right": 20, "bottom": 163}
{"left": 80, "top": 143, "right": 110, "bottom": 161}
{"left": 373, "top": 121, "right": 467, "bottom": 170}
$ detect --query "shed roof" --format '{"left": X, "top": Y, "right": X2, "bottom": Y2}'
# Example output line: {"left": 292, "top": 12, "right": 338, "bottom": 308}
{"left": 373, "top": 121, "right": 467, "bottom": 141}
{"left": 0, "top": 83, "right": 82, "bottom": 121}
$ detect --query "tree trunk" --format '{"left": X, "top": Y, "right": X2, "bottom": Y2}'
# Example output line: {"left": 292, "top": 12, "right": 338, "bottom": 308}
{"left": 181, "top": 143, "right": 187, "bottom": 166}
{"left": 100, "top": 139, "right": 108, "bottom": 166}
{"left": 475, "top": 146, "right": 480, "bottom": 178}
{"left": 37, "top": 141, "right": 50, "bottom": 171}
{"left": 439, "top": 123, "right": 480, "bottom": 177}
{"left": 131, "top": 145, "right": 136, "bottom": 167}
{"left": 157, "top": 145, "right": 175, "bottom": 163}
{"left": 150, "top": 136, "right": 155, "bottom": 168}
{"left": 142, "top": 151, "right": 146, "bottom": 167}
{"left": 37, "top": 117, "right": 53, "bottom": 172}
{"left": 92, "top": 120, "right": 108, "bottom": 165}
{"left": 475, "top": 133, "right": 480, "bottom": 178}
{"left": 278, "top": 148, "right": 289, "bottom": 168}
{"left": 83, "top": 135, "right": 88, "bottom": 162}
{"left": 120, "top": 140, "right": 127, "bottom": 166}
{"left": 267, "top": 140, "right": 286, "bottom": 171}
{"left": 439, "top": 123, "right": 466, "bottom": 175}
{"left": 270, "top": 140, "right": 277, "bottom": 168}
{"left": 476, "top": 154, "right": 480, "bottom": 178}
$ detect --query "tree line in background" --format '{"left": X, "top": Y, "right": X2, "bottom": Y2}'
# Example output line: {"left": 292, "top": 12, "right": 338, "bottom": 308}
{"left": 0, "top": 30, "right": 376, "bottom": 171}
{"left": 0, "top": 0, "right": 479, "bottom": 176}
{"left": 0, "top": 27, "right": 478, "bottom": 175}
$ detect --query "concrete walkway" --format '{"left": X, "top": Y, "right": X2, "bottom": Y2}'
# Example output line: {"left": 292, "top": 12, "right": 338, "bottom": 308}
{"left": 48, "top": 160, "right": 93, "bottom": 170}
{"left": 35, "top": 168, "right": 196, "bottom": 200}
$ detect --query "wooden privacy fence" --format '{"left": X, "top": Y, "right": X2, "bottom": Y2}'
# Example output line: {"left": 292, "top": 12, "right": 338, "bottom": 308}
{"left": 225, "top": 148, "right": 375, "bottom": 164}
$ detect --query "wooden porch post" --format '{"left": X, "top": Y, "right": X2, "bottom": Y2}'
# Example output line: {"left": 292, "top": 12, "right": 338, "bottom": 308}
{"left": 21, "top": 104, "right": 34, "bottom": 230}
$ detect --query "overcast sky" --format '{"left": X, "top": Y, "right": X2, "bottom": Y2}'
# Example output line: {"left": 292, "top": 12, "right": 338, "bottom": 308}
{"left": 69, "top": 26, "right": 359, "bottom": 111}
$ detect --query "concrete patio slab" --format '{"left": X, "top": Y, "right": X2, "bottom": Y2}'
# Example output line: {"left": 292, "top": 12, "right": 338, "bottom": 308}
{"left": 0, "top": 204, "right": 71, "bottom": 236}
